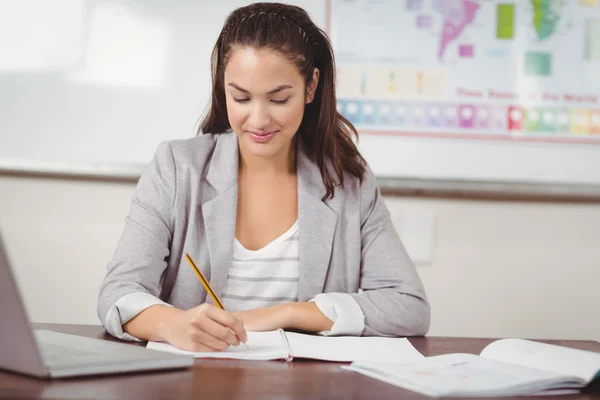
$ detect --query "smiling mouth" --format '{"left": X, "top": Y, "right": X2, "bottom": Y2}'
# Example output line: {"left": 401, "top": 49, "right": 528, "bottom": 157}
{"left": 248, "top": 130, "right": 279, "bottom": 136}
{"left": 247, "top": 130, "right": 279, "bottom": 143}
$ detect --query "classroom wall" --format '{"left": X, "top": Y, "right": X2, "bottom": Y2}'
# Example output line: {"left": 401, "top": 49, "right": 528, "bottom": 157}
{"left": 2, "top": 0, "right": 598, "bottom": 342}
{"left": 1, "top": 174, "right": 598, "bottom": 341}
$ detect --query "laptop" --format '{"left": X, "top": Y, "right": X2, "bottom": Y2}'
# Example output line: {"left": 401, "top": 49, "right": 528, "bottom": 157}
{"left": 0, "top": 232, "right": 194, "bottom": 378}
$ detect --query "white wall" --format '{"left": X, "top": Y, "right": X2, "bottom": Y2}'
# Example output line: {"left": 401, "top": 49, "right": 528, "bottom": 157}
{"left": 1, "top": 174, "right": 598, "bottom": 341}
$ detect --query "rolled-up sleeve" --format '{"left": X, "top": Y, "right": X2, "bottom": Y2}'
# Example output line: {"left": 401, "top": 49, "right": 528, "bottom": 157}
{"left": 350, "top": 165, "right": 431, "bottom": 337}
{"left": 104, "top": 292, "right": 174, "bottom": 341}
{"left": 310, "top": 292, "right": 365, "bottom": 336}
{"left": 97, "top": 142, "right": 176, "bottom": 338}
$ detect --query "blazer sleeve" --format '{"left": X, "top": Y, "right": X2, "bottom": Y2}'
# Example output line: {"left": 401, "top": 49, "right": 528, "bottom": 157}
{"left": 350, "top": 165, "right": 431, "bottom": 337}
{"left": 97, "top": 141, "right": 176, "bottom": 331}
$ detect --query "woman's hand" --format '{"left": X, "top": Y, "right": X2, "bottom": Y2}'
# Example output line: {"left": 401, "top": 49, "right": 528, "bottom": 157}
{"left": 233, "top": 303, "right": 291, "bottom": 332}
{"left": 234, "top": 302, "right": 333, "bottom": 333}
{"left": 156, "top": 303, "right": 247, "bottom": 352}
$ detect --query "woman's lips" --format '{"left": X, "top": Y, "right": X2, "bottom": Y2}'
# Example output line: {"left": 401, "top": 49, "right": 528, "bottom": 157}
{"left": 248, "top": 130, "right": 278, "bottom": 143}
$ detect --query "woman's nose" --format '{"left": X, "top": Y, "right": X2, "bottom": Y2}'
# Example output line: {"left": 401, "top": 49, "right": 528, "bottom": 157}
{"left": 248, "top": 103, "right": 271, "bottom": 129}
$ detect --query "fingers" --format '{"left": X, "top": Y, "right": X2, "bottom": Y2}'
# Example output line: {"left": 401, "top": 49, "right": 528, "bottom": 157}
{"left": 199, "top": 318, "right": 240, "bottom": 347}
{"left": 188, "top": 343, "right": 216, "bottom": 352}
{"left": 188, "top": 304, "right": 247, "bottom": 347}
{"left": 162, "top": 304, "right": 248, "bottom": 352}
{"left": 205, "top": 306, "right": 248, "bottom": 344}
{"left": 188, "top": 328, "right": 230, "bottom": 351}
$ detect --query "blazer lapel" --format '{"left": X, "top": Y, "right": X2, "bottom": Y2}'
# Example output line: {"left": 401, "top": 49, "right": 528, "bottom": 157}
{"left": 201, "top": 133, "right": 239, "bottom": 302}
{"left": 199, "top": 134, "right": 338, "bottom": 303}
{"left": 297, "top": 145, "right": 338, "bottom": 301}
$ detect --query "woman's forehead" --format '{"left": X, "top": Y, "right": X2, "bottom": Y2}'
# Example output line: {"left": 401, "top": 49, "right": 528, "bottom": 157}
{"left": 224, "top": 47, "right": 303, "bottom": 86}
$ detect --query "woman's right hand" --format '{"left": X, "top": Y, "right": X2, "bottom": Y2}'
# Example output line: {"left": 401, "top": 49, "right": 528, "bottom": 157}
{"left": 156, "top": 303, "right": 248, "bottom": 352}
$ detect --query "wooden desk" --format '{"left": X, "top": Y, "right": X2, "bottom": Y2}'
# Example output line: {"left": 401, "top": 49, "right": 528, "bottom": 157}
{"left": 0, "top": 324, "right": 598, "bottom": 400}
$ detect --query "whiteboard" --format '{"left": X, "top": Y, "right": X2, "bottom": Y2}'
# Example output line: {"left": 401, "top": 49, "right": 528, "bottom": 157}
{"left": 2, "top": 0, "right": 600, "bottom": 195}
{"left": 0, "top": 0, "right": 324, "bottom": 178}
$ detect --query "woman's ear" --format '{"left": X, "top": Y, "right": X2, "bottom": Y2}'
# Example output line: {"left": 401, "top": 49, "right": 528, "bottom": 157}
{"left": 306, "top": 68, "right": 320, "bottom": 104}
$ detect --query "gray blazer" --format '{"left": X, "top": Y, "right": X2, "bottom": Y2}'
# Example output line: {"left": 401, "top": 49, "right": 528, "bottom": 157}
{"left": 97, "top": 132, "right": 430, "bottom": 336}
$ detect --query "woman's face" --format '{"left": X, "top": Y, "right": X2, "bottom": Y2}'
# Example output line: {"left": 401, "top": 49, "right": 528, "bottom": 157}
{"left": 224, "top": 46, "right": 318, "bottom": 161}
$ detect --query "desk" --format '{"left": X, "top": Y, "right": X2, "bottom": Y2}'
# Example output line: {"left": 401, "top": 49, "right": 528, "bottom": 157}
{"left": 0, "top": 324, "right": 598, "bottom": 400}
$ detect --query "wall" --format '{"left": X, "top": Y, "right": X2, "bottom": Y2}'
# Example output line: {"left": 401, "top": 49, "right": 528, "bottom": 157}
{"left": 1, "top": 174, "right": 598, "bottom": 341}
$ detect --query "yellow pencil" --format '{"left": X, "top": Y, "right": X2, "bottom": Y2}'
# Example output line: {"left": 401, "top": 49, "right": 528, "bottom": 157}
{"left": 184, "top": 253, "right": 248, "bottom": 349}
{"left": 185, "top": 253, "right": 224, "bottom": 309}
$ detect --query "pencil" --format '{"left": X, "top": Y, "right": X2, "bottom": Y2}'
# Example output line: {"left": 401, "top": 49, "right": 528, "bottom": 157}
{"left": 185, "top": 253, "right": 224, "bottom": 309}
{"left": 184, "top": 253, "right": 248, "bottom": 349}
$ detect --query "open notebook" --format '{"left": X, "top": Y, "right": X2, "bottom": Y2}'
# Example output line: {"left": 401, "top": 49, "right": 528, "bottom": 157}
{"left": 344, "top": 338, "right": 600, "bottom": 397}
{"left": 147, "top": 329, "right": 424, "bottom": 363}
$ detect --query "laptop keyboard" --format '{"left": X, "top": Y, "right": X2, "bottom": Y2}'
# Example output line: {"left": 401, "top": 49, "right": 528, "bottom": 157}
{"left": 36, "top": 331, "right": 155, "bottom": 368}
{"left": 39, "top": 342, "right": 118, "bottom": 366}
{"left": 33, "top": 329, "right": 191, "bottom": 375}
{"left": 27, "top": 330, "right": 192, "bottom": 377}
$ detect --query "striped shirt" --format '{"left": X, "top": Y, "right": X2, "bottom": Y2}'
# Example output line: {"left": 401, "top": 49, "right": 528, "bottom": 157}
{"left": 221, "top": 220, "right": 300, "bottom": 311}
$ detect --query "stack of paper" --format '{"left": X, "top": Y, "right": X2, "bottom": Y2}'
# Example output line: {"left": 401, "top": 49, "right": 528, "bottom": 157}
{"left": 344, "top": 339, "right": 600, "bottom": 397}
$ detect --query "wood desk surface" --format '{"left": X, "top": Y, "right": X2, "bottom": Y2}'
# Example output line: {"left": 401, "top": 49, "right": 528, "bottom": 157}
{"left": 0, "top": 324, "right": 598, "bottom": 400}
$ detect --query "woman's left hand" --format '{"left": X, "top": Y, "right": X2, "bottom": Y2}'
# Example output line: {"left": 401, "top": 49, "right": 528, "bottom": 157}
{"left": 232, "top": 304, "right": 291, "bottom": 332}
{"left": 233, "top": 302, "right": 334, "bottom": 333}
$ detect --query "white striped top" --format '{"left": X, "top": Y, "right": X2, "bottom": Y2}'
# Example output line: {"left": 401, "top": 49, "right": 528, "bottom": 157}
{"left": 221, "top": 220, "right": 300, "bottom": 311}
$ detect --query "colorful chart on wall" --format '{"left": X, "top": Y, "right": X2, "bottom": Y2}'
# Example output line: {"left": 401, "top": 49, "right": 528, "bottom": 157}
{"left": 329, "top": 0, "right": 600, "bottom": 144}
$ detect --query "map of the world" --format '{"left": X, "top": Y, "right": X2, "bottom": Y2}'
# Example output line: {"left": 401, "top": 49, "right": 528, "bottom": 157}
{"left": 330, "top": 0, "right": 600, "bottom": 142}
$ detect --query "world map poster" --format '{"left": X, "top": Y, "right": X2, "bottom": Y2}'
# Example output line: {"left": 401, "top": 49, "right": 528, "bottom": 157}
{"left": 329, "top": 0, "right": 600, "bottom": 143}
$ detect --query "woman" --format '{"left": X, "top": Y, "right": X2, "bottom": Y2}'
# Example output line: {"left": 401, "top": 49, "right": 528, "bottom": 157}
{"left": 97, "top": 2, "right": 430, "bottom": 352}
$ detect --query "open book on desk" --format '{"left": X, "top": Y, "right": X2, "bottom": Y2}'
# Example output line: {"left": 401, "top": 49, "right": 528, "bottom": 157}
{"left": 344, "top": 338, "right": 600, "bottom": 397}
{"left": 147, "top": 329, "right": 424, "bottom": 363}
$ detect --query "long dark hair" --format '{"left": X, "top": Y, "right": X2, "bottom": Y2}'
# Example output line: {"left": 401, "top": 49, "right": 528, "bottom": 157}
{"left": 200, "top": 2, "right": 365, "bottom": 199}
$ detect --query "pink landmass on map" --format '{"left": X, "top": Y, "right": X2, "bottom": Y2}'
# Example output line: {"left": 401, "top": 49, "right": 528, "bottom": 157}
{"left": 438, "top": 0, "right": 480, "bottom": 60}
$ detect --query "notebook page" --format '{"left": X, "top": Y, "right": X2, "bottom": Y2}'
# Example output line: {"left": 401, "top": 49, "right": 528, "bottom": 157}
{"left": 285, "top": 333, "right": 424, "bottom": 362}
{"left": 146, "top": 330, "right": 290, "bottom": 360}
{"left": 345, "top": 353, "right": 580, "bottom": 397}
{"left": 480, "top": 339, "right": 600, "bottom": 383}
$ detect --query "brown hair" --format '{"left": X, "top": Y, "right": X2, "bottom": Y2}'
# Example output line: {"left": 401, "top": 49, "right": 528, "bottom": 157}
{"left": 200, "top": 2, "right": 366, "bottom": 199}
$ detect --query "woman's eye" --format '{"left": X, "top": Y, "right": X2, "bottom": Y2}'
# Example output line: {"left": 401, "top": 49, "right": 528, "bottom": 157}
{"left": 271, "top": 99, "right": 289, "bottom": 104}
{"left": 233, "top": 98, "right": 250, "bottom": 103}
